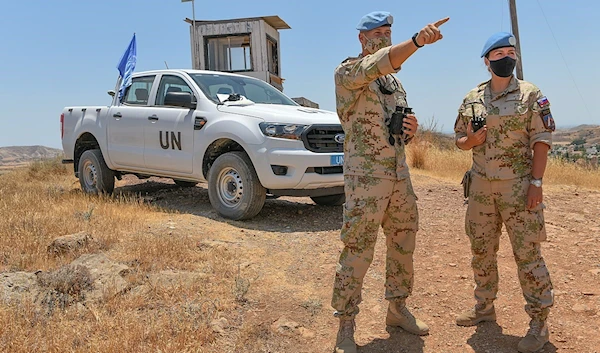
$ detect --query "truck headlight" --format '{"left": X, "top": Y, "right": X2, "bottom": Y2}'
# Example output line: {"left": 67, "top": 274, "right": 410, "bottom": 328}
{"left": 259, "top": 123, "right": 308, "bottom": 140}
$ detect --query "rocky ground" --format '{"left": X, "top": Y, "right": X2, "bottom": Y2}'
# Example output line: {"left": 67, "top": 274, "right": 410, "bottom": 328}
{"left": 118, "top": 173, "right": 600, "bottom": 352}
{"left": 2, "top": 172, "right": 598, "bottom": 352}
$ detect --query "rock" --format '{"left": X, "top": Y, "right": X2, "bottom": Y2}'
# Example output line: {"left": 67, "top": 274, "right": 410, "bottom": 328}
{"left": 47, "top": 231, "right": 92, "bottom": 255}
{"left": 271, "top": 317, "right": 301, "bottom": 335}
{"left": 298, "top": 327, "right": 315, "bottom": 339}
{"left": 449, "top": 263, "right": 457, "bottom": 267}
{"left": 210, "top": 317, "right": 228, "bottom": 334}
{"left": 589, "top": 269, "right": 600, "bottom": 276}
{"left": 70, "top": 253, "right": 130, "bottom": 303}
{"left": 0, "top": 272, "right": 41, "bottom": 303}
{"left": 197, "top": 240, "right": 236, "bottom": 251}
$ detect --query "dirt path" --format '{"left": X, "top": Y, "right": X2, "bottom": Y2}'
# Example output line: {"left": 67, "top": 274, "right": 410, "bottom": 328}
{"left": 118, "top": 173, "right": 600, "bottom": 353}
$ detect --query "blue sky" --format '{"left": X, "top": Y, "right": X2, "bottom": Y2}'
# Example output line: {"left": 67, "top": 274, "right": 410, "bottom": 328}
{"left": 0, "top": 0, "right": 597, "bottom": 149}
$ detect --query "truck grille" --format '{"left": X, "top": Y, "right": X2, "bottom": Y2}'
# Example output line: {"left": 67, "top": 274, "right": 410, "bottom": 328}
{"left": 302, "top": 124, "right": 344, "bottom": 153}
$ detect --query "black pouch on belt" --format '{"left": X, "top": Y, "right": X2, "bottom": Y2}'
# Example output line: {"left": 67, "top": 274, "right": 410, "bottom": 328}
{"left": 461, "top": 170, "right": 472, "bottom": 200}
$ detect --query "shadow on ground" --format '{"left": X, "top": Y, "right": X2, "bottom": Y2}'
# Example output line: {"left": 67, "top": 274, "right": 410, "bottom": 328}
{"left": 467, "top": 322, "right": 557, "bottom": 353}
{"left": 111, "top": 179, "right": 343, "bottom": 232}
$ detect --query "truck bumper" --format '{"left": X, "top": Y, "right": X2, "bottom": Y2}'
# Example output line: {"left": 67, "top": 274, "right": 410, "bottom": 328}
{"left": 249, "top": 139, "right": 344, "bottom": 191}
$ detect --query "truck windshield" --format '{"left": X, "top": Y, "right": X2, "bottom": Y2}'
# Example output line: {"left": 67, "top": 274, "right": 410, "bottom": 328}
{"left": 189, "top": 73, "right": 298, "bottom": 106}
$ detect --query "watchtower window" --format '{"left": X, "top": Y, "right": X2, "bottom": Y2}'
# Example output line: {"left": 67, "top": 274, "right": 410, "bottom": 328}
{"left": 205, "top": 34, "right": 252, "bottom": 72}
{"left": 267, "top": 35, "right": 279, "bottom": 76}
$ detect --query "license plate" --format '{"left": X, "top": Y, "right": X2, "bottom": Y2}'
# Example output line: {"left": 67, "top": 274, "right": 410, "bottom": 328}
{"left": 330, "top": 154, "right": 344, "bottom": 166}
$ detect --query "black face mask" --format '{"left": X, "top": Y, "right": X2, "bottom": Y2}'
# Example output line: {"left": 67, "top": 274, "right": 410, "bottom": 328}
{"left": 489, "top": 56, "right": 517, "bottom": 77}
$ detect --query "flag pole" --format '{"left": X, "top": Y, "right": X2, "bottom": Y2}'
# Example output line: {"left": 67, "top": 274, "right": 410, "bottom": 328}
{"left": 111, "top": 76, "right": 122, "bottom": 106}
{"left": 115, "top": 32, "right": 137, "bottom": 104}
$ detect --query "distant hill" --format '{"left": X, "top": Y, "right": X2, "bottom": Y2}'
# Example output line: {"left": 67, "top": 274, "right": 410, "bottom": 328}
{"left": 0, "top": 146, "right": 63, "bottom": 170}
{"left": 553, "top": 124, "right": 600, "bottom": 145}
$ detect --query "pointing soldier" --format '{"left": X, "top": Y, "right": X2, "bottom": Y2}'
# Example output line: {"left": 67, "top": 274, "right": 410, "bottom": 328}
{"left": 454, "top": 32, "right": 555, "bottom": 353}
{"left": 331, "top": 11, "right": 449, "bottom": 353}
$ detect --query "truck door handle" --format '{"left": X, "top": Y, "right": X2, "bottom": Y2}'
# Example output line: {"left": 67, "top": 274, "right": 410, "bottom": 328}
{"left": 113, "top": 113, "right": 122, "bottom": 118}
{"left": 148, "top": 115, "right": 159, "bottom": 121}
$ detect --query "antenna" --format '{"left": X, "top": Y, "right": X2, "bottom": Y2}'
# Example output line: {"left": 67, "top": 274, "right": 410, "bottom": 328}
{"left": 164, "top": 61, "right": 169, "bottom": 69}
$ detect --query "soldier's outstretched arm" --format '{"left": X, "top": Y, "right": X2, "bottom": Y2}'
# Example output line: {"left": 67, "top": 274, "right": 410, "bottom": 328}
{"left": 335, "top": 50, "right": 401, "bottom": 90}
{"left": 389, "top": 17, "right": 449, "bottom": 70}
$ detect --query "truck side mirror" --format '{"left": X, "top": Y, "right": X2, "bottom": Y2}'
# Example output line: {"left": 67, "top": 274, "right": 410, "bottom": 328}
{"left": 164, "top": 92, "right": 197, "bottom": 109}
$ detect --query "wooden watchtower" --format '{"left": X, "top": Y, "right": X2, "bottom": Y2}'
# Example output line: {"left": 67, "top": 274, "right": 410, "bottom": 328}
{"left": 186, "top": 15, "right": 290, "bottom": 91}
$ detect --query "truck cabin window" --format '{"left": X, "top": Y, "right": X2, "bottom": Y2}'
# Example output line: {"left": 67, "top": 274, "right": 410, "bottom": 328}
{"left": 189, "top": 73, "right": 298, "bottom": 106}
{"left": 123, "top": 76, "right": 155, "bottom": 105}
{"left": 156, "top": 75, "right": 195, "bottom": 106}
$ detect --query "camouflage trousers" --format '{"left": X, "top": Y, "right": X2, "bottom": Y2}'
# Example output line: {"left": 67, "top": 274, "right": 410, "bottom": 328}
{"left": 466, "top": 174, "right": 554, "bottom": 321}
{"left": 332, "top": 175, "right": 419, "bottom": 319}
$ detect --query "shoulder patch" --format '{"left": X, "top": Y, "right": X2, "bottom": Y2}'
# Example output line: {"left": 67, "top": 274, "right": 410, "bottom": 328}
{"left": 540, "top": 109, "right": 555, "bottom": 131}
{"left": 537, "top": 96, "right": 550, "bottom": 109}
{"left": 536, "top": 96, "right": 554, "bottom": 131}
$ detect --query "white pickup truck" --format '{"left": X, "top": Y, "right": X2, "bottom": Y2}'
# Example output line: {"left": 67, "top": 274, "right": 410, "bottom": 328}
{"left": 60, "top": 69, "right": 346, "bottom": 220}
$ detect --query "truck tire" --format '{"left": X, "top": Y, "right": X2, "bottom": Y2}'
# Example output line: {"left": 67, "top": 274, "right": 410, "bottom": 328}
{"left": 78, "top": 149, "right": 115, "bottom": 194}
{"left": 174, "top": 180, "right": 197, "bottom": 188}
{"left": 310, "top": 193, "right": 345, "bottom": 206}
{"left": 207, "top": 151, "right": 266, "bottom": 220}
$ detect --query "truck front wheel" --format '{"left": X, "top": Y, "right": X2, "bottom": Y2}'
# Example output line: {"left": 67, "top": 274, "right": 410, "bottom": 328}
{"left": 78, "top": 149, "right": 115, "bottom": 194}
{"left": 207, "top": 152, "right": 266, "bottom": 220}
{"left": 310, "top": 193, "right": 345, "bottom": 206}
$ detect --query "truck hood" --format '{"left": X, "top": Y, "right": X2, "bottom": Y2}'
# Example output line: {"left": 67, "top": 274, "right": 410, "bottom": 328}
{"left": 217, "top": 103, "right": 341, "bottom": 125}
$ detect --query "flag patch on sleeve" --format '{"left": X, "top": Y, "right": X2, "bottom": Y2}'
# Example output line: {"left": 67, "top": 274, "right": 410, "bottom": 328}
{"left": 537, "top": 96, "right": 550, "bottom": 108}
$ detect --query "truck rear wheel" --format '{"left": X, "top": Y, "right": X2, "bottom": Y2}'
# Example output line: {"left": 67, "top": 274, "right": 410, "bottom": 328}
{"left": 207, "top": 152, "right": 266, "bottom": 220}
{"left": 78, "top": 149, "right": 115, "bottom": 194}
{"left": 310, "top": 193, "right": 345, "bottom": 206}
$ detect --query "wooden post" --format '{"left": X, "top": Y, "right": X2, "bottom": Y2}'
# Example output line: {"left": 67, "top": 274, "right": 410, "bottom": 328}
{"left": 509, "top": 0, "right": 524, "bottom": 79}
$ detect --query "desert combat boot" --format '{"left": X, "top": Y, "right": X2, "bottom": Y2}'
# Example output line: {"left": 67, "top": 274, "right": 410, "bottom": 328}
{"left": 334, "top": 318, "right": 356, "bottom": 353}
{"left": 386, "top": 302, "right": 430, "bottom": 335}
{"left": 456, "top": 303, "right": 496, "bottom": 326}
{"left": 517, "top": 319, "right": 549, "bottom": 353}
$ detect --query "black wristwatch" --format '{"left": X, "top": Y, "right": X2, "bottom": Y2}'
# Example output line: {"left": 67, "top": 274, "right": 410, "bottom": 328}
{"left": 412, "top": 33, "right": 423, "bottom": 48}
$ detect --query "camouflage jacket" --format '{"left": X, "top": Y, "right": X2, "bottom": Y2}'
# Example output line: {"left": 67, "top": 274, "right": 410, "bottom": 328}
{"left": 454, "top": 76, "right": 554, "bottom": 180}
{"left": 334, "top": 46, "right": 412, "bottom": 180}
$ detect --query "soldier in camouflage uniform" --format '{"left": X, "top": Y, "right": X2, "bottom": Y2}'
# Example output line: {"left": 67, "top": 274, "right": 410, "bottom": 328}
{"left": 454, "top": 32, "right": 555, "bottom": 353}
{"left": 331, "top": 11, "right": 449, "bottom": 353}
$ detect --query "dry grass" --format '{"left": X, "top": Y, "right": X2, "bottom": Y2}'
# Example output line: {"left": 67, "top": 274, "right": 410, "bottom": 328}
{"left": 0, "top": 158, "right": 244, "bottom": 352}
{"left": 0, "top": 294, "right": 219, "bottom": 352}
{"left": 544, "top": 157, "right": 600, "bottom": 189}
{"left": 0, "top": 158, "right": 152, "bottom": 272}
{"left": 0, "top": 149, "right": 597, "bottom": 352}
{"left": 407, "top": 125, "right": 600, "bottom": 190}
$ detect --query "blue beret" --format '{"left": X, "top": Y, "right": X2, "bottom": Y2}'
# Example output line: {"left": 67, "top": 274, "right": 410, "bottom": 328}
{"left": 356, "top": 11, "right": 393, "bottom": 31}
{"left": 481, "top": 32, "right": 517, "bottom": 57}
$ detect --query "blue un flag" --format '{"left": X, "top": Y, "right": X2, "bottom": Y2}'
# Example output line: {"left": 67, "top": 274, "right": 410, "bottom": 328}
{"left": 117, "top": 33, "right": 137, "bottom": 101}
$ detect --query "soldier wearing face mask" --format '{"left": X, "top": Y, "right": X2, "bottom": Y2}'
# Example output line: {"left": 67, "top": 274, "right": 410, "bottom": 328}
{"left": 331, "top": 11, "right": 449, "bottom": 353}
{"left": 454, "top": 32, "right": 555, "bottom": 353}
